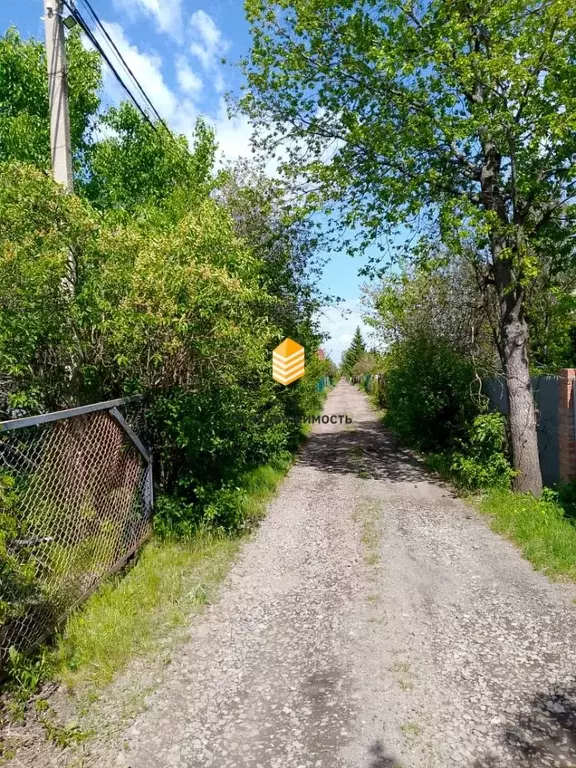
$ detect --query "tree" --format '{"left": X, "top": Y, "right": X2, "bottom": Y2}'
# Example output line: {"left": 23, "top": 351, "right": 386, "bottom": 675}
{"left": 0, "top": 23, "right": 330, "bottom": 548}
{"left": 351, "top": 351, "right": 382, "bottom": 377}
{"left": 368, "top": 259, "right": 498, "bottom": 377}
{"left": 84, "top": 104, "right": 216, "bottom": 212}
{"left": 217, "top": 158, "right": 325, "bottom": 342}
{"left": 0, "top": 27, "right": 101, "bottom": 170}
{"left": 342, "top": 326, "right": 366, "bottom": 376}
{"left": 242, "top": 0, "right": 576, "bottom": 494}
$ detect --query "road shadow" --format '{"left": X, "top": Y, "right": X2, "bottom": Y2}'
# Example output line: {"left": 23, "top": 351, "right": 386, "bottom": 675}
{"left": 471, "top": 683, "right": 576, "bottom": 767}
{"left": 299, "top": 421, "right": 431, "bottom": 485}
{"left": 367, "top": 740, "right": 403, "bottom": 767}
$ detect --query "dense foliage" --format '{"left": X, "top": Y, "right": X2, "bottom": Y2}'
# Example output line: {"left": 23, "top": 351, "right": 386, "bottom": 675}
{"left": 0, "top": 29, "right": 329, "bottom": 541}
{"left": 0, "top": 28, "right": 101, "bottom": 171}
{"left": 361, "top": 265, "right": 515, "bottom": 490}
{"left": 383, "top": 335, "right": 478, "bottom": 453}
{"left": 242, "top": 0, "right": 576, "bottom": 494}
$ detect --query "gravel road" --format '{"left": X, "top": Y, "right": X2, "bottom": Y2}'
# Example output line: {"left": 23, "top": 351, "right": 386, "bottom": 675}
{"left": 108, "top": 381, "right": 575, "bottom": 766}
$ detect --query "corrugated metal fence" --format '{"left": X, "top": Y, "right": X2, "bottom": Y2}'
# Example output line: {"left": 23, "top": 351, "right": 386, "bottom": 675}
{"left": 352, "top": 373, "right": 386, "bottom": 407}
{"left": 483, "top": 376, "right": 560, "bottom": 487}
{"left": 316, "top": 376, "right": 334, "bottom": 392}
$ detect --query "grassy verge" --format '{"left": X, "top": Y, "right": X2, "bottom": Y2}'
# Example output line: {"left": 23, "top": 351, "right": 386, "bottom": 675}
{"left": 426, "top": 449, "right": 576, "bottom": 583}
{"left": 377, "top": 405, "right": 576, "bottom": 584}
{"left": 51, "top": 535, "right": 237, "bottom": 690}
{"left": 476, "top": 488, "right": 576, "bottom": 582}
{"left": 1, "top": 395, "right": 331, "bottom": 763}
{"left": 52, "top": 454, "right": 294, "bottom": 690}
{"left": 0, "top": 534, "right": 242, "bottom": 761}
{"left": 1, "top": 452, "right": 295, "bottom": 708}
{"left": 1, "top": 384, "right": 335, "bottom": 718}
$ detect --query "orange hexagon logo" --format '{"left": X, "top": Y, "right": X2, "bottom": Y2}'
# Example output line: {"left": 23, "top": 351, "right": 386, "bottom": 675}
{"left": 272, "top": 338, "right": 305, "bottom": 385}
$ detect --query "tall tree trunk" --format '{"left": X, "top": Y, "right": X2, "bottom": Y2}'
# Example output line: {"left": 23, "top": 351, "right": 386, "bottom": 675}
{"left": 494, "top": 251, "right": 543, "bottom": 496}
{"left": 478, "top": 127, "right": 543, "bottom": 496}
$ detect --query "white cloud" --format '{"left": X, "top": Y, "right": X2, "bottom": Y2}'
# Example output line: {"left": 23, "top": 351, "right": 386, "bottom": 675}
{"left": 92, "top": 121, "right": 119, "bottom": 142}
{"left": 88, "top": 22, "right": 262, "bottom": 167}
{"left": 213, "top": 71, "right": 225, "bottom": 94}
{"left": 113, "top": 0, "right": 183, "bottom": 41}
{"left": 190, "top": 9, "right": 220, "bottom": 47}
{"left": 317, "top": 301, "right": 375, "bottom": 364}
{"left": 208, "top": 98, "right": 254, "bottom": 164}
{"left": 175, "top": 55, "right": 203, "bottom": 97}
{"left": 207, "top": 100, "right": 302, "bottom": 177}
{"left": 98, "top": 22, "right": 179, "bottom": 122}
{"left": 189, "top": 10, "right": 228, "bottom": 71}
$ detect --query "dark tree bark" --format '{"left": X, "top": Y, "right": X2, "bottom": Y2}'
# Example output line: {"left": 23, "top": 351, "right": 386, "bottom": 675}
{"left": 493, "top": 246, "right": 543, "bottom": 495}
{"left": 481, "top": 137, "right": 543, "bottom": 496}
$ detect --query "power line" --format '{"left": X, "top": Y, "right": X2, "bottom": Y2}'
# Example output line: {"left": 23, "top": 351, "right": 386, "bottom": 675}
{"left": 61, "top": 0, "right": 158, "bottom": 131}
{"left": 75, "top": 0, "right": 171, "bottom": 133}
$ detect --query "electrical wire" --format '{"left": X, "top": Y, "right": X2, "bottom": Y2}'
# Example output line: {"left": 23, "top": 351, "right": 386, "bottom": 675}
{"left": 75, "top": 0, "right": 171, "bottom": 133}
{"left": 61, "top": 0, "right": 158, "bottom": 131}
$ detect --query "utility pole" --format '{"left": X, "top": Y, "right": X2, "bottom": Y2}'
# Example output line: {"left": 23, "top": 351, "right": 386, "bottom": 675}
{"left": 44, "top": 0, "right": 74, "bottom": 193}
{"left": 44, "top": 0, "right": 77, "bottom": 297}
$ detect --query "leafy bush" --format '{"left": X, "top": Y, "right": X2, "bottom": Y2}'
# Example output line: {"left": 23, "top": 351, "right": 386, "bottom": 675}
{"left": 4, "top": 647, "right": 49, "bottom": 700}
{"left": 449, "top": 414, "right": 515, "bottom": 490}
{"left": 553, "top": 481, "right": 576, "bottom": 522}
{"left": 0, "top": 159, "right": 328, "bottom": 540}
{"left": 0, "top": 29, "right": 332, "bottom": 569}
{"left": 383, "top": 334, "right": 479, "bottom": 452}
{"left": 381, "top": 331, "right": 514, "bottom": 491}
{"left": 0, "top": 473, "right": 42, "bottom": 630}
{"left": 426, "top": 414, "right": 514, "bottom": 491}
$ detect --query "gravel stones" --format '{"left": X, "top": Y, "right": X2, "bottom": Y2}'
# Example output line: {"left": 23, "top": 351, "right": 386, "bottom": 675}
{"left": 10, "top": 381, "right": 576, "bottom": 767}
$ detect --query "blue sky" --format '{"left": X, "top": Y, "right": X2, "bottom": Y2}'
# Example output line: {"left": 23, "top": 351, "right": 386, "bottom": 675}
{"left": 2, "top": 0, "right": 376, "bottom": 361}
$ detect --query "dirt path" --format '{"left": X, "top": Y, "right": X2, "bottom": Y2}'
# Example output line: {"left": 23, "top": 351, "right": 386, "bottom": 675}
{"left": 38, "top": 381, "right": 576, "bottom": 766}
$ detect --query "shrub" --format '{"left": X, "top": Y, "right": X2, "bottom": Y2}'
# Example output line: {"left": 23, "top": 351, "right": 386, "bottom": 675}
{"left": 449, "top": 413, "right": 515, "bottom": 490}
{"left": 0, "top": 162, "right": 328, "bottom": 540}
{"left": 0, "top": 474, "right": 43, "bottom": 629}
{"left": 383, "top": 334, "right": 479, "bottom": 451}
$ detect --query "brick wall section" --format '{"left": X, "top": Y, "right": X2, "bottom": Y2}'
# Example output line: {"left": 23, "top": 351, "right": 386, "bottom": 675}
{"left": 558, "top": 368, "right": 576, "bottom": 483}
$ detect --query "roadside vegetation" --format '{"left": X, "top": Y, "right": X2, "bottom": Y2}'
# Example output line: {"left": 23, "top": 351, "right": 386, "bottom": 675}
{"left": 340, "top": 267, "right": 576, "bottom": 583}
{"left": 52, "top": 451, "right": 295, "bottom": 692}
{"left": 479, "top": 489, "right": 576, "bottom": 582}
{"left": 343, "top": 298, "right": 576, "bottom": 583}
{"left": 3, "top": 0, "right": 576, "bottom": 744}
{"left": 243, "top": 0, "right": 576, "bottom": 497}
{"left": 0, "top": 26, "right": 336, "bottom": 716}
{"left": 242, "top": 0, "right": 576, "bottom": 579}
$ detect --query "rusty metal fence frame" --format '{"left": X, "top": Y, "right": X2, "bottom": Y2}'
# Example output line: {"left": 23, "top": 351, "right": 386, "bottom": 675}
{"left": 0, "top": 396, "right": 153, "bottom": 666}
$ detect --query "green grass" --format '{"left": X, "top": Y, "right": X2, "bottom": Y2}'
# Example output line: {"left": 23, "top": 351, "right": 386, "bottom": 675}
{"left": 1, "top": 433, "right": 309, "bottom": 765}
{"left": 49, "top": 453, "right": 295, "bottom": 691}
{"left": 51, "top": 535, "right": 239, "bottom": 689}
{"left": 237, "top": 452, "right": 293, "bottom": 522}
{"left": 477, "top": 489, "right": 576, "bottom": 581}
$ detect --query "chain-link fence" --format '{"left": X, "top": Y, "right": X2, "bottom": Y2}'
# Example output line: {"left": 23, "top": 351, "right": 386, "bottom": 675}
{"left": 0, "top": 396, "right": 153, "bottom": 668}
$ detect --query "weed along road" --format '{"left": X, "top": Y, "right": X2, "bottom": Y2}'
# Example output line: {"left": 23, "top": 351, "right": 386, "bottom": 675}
{"left": 107, "top": 380, "right": 575, "bottom": 768}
